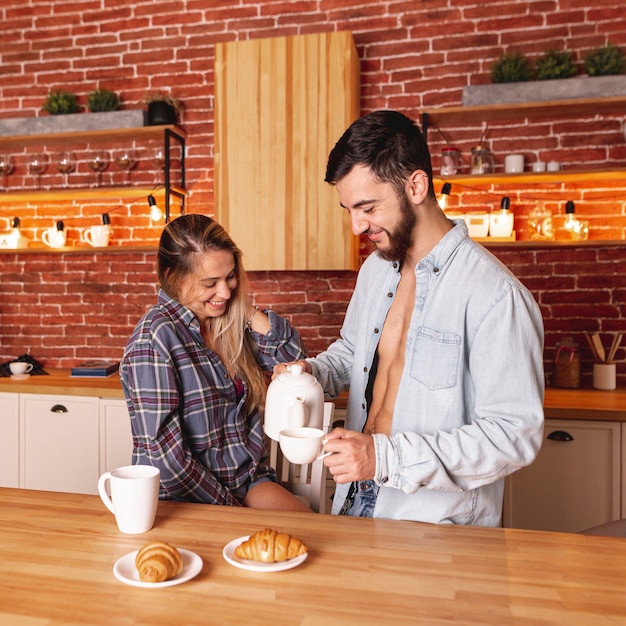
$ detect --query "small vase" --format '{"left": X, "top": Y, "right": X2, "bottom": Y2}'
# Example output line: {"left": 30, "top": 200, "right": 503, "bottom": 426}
{"left": 147, "top": 101, "right": 176, "bottom": 126}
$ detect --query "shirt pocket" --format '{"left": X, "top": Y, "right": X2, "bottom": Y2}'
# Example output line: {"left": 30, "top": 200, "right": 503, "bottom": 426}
{"left": 409, "top": 327, "right": 461, "bottom": 390}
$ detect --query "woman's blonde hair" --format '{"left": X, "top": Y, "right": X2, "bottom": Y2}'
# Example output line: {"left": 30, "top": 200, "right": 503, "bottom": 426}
{"left": 157, "top": 214, "right": 266, "bottom": 411}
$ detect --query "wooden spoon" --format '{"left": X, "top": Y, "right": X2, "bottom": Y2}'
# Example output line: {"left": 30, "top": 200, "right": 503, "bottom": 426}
{"left": 607, "top": 332, "right": 623, "bottom": 363}
{"left": 592, "top": 333, "right": 606, "bottom": 363}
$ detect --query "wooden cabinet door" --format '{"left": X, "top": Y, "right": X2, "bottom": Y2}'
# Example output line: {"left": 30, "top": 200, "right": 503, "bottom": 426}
{"left": 503, "top": 419, "right": 621, "bottom": 533}
{"left": 215, "top": 31, "right": 360, "bottom": 271}
{"left": 0, "top": 392, "right": 19, "bottom": 488}
{"left": 20, "top": 394, "right": 99, "bottom": 495}
{"left": 99, "top": 398, "right": 133, "bottom": 473}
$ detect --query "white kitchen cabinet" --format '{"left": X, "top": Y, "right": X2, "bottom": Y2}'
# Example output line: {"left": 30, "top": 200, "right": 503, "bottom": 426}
{"left": 19, "top": 394, "right": 100, "bottom": 495}
{"left": 99, "top": 398, "right": 133, "bottom": 473}
{"left": 503, "top": 419, "right": 621, "bottom": 533}
{"left": 0, "top": 392, "right": 19, "bottom": 487}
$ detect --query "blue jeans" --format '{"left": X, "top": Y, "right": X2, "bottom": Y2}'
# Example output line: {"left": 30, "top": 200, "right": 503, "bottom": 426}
{"left": 337, "top": 480, "right": 379, "bottom": 517}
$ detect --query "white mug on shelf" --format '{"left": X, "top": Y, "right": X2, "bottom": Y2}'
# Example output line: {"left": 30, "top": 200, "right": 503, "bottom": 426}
{"left": 9, "top": 361, "right": 33, "bottom": 375}
{"left": 98, "top": 465, "right": 160, "bottom": 534}
{"left": 42, "top": 226, "right": 67, "bottom": 248}
{"left": 83, "top": 224, "right": 110, "bottom": 247}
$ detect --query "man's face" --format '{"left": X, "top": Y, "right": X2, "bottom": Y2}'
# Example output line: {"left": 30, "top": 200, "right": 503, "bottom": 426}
{"left": 335, "top": 164, "right": 416, "bottom": 262}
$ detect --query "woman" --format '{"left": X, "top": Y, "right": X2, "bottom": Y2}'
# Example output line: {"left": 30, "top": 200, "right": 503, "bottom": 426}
{"left": 120, "top": 213, "right": 311, "bottom": 511}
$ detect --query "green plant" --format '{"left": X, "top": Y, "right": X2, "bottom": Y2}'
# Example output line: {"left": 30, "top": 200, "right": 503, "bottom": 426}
{"left": 143, "top": 91, "right": 183, "bottom": 117}
{"left": 583, "top": 43, "right": 626, "bottom": 76}
{"left": 535, "top": 49, "right": 578, "bottom": 80}
{"left": 87, "top": 88, "right": 121, "bottom": 112}
{"left": 491, "top": 52, "right": 533, "bottom": 83}
{"left": 41, "top": 90, "right": 80, "bottom": 115}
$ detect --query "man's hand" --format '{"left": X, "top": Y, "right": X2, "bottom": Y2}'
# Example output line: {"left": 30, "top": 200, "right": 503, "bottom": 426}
{"left": 323, "top": 427, "right": 376, "bottom": 484}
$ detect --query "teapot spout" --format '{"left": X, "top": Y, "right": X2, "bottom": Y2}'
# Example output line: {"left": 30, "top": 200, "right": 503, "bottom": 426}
{"left": 287, "top": 396, "right": 308, "bottom": 428}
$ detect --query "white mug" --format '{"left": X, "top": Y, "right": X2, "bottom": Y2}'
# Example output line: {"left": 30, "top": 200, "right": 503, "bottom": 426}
{"left": 83, "top": 224, "right": 110, "bottom": 247}
{"left": 279, "top": 427, "right": 325, "bottom": 464}
{"left": 42, "top": 227, "right": 67, "bottom": 248}
{"left": 504, "top": 154, "right": 524, "bottom": 173}
{"left": 98, "top": 465, "right": 160, "bottom": 534}
{"left": 9, "top": 361, "right": 33, "bottom": 375}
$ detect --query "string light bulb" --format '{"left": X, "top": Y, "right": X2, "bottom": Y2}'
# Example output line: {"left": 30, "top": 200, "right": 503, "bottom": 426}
{"left": 147, "top": 194, "right": 163, "bottom": 222}
{"left": 438, "top": 182, "right": 452, "bottom": 211}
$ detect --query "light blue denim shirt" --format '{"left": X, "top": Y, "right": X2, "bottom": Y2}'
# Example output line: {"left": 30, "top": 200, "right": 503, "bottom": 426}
{"left": 308, "top": 220, "right": 545, "bottom": 526}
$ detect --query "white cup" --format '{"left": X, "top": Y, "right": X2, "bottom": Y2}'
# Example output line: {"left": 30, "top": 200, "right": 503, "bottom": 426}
{"left": 547, "top": 160, "right": 561, "bottom": 172}
{"left": 98, "top": 465, "right": 160, "bottom": 534}
{"left": 593, "top": 363, "right": 616, "bottom": 391}
{"left": 83, "top": 224, "right": 110, "bottom": 247}
{"left": 532, "top": 160, "right": 547, "bottom": 173}
{"left": 42, "top": 227, "right": 67, "bottom": 248}
{"left": 9, "top": 361, "right": 33, "bottom": 375}
{"left": 279, "top": 427, "right": 325, "bottom": 464}
{"left": 504, "top": 154, "right": 524, "bottom": 173}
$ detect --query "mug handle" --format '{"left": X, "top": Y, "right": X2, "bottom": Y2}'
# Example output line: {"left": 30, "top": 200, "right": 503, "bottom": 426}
{"left": 41, "top": 230, "right": 51, "bottom": 247}
{"left": 84, "top": 229, "right": 94, "bottom": 246}
{"left": 24, "top": 363, "right": 33, "bottom": 373}
{"left": 97, "top": 473, "right": 115, "bottom": 514}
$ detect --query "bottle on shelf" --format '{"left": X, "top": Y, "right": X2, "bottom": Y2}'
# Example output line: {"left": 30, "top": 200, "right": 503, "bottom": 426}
{"left": 489, "top": 196, "right": 514, "bottom": 238}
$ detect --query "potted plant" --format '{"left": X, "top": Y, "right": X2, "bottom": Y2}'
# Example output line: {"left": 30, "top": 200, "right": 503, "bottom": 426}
{"left": 535, "top": 49, "right": 578, "bottom": 80}
{"left": 143, "top": 91, "right": 182, "bottom": 125}
{"left": 87, "top": 88, "right": 121, "bottom": 112}
{"left": 583, "top": 43, "right": 626, "bottom": 76}
{"left": 490, "top": 51, "right": 533, "bottom": 83}
{"left": 42, "top": 90, "right": 81, "bottom": 115}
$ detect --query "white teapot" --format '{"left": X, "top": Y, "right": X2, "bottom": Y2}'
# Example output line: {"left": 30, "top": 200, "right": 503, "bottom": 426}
{"left": 264, "top": 364, "right": 324, "bottom": 441}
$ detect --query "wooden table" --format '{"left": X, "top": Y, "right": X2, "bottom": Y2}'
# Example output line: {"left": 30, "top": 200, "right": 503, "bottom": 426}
{"left": 1, "top": 488, "right": 626, "bottom": 625}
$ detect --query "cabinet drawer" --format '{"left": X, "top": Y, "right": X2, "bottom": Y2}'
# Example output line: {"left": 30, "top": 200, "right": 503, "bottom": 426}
{"left": 503, "top": 419, "right": 621, "bottom": 533}
{"left": 20, "top": 394, "right": 99, "bottom": 495}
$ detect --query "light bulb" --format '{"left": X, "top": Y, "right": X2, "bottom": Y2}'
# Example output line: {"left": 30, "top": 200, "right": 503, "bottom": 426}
{"left": 148, "top": 194, "right": 163, "bottom": 222}
{"left": 438, "top": 182, "right": 452, "bottom": 211}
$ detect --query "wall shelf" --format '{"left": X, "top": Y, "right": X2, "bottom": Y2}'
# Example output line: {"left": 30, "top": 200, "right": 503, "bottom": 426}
{"left": 434, "top": 168, "right": 626, "bottom": 186}
{"left": 0, "top": 125, "right": 186, "bottom": 222}
{"left": 421, "top": 95, "right": 626, "bottom": 133}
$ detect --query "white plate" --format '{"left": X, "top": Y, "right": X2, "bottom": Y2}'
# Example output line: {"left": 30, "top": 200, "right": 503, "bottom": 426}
{"left": 222, "top": 535, "right": 308, "bottom": 572}
{"left": 10, "top": 373, "right": 31, "bottom": 381}
{"left": 113, "top": 548, "right": 203, "bottom": 588}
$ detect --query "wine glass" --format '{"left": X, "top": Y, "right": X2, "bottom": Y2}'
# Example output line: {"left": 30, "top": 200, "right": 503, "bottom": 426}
{"left": 86, "top": 150, "right": 109, "bottom": 187}
{"left": 54, "top": 151, "right": 75, "bottom": 186}
{"left": 27, "top": 153, "right": 49, "bottom": 189}
{"left": 0, "top": 154, "right": 14, "bottom": 190}
{"left": 152, "top": 148, "right": 165, "bottom": 183}
{"left": 114, "top": 149, "right": 137, "bottom": 184}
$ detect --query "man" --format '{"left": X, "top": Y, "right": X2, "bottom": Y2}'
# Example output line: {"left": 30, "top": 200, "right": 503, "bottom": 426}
{"left": 278, "top": 110, "right": 544, "bottom": 525}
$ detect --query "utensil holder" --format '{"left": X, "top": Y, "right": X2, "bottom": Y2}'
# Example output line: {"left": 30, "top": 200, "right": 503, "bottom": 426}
{"left": 593, "top": 363, "right": 616, "bottom": 391}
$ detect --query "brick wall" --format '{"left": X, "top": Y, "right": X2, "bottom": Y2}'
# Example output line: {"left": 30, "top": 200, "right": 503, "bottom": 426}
{"left": 1, "top": 0, "right": 625, "bottom": 387}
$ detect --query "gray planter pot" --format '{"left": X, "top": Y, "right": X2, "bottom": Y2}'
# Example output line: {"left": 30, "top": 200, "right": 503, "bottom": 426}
{"left": 463, "top": 75, "right": 626, "bottom": 106}
{"left": 0, "top": 110, "right": 147, "bottom": 137}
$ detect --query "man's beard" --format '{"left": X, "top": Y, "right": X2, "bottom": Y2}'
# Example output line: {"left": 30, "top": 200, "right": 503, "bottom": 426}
{"left": 375, "top": 192, "right": 416, "bottom": 262}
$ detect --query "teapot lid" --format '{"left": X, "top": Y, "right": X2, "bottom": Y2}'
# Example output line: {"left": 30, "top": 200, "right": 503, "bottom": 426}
{"left": 275, "top": 363, "right": 317, "bottom": 387}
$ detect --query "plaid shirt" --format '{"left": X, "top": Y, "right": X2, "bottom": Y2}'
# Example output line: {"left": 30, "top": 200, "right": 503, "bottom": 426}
{"left": 120, "top": 289, "right": 306, "bottom": 505}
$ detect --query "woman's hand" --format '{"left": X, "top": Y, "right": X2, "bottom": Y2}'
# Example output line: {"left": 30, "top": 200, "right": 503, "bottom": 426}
{"left": 271, "top": 359, "right": 311, "bottom": 380}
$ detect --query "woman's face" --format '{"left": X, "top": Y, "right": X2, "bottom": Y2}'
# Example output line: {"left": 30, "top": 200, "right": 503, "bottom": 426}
{"left": 179, "top": 249, "right": 238, "bottom": 323}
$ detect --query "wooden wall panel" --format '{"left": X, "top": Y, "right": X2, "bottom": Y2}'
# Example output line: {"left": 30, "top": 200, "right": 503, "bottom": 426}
{"left": 214, "top": 31, "right": 360, "bottom": 270}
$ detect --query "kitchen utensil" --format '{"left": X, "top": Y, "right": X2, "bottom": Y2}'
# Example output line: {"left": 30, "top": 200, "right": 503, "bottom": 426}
{"left": 607, "top": 332, "right": 623, "bottom": 363}
{"left": 264, "top": 364, "right": 324, "bottom": 441}
{"left": 591, "top": 333, "right": 606, "bottom": 362}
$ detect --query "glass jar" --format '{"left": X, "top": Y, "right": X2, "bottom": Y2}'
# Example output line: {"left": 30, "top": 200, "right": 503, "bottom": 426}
{"left": 470, "top": 145, "right": 495, "bottom": 175}
{"left": 554, "top": 337, "right": 581, "bottom": 389}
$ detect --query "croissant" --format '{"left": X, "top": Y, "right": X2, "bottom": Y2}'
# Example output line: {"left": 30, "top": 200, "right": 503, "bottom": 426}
{"left": 135, "top": 541, "right": 183, "bottom": 582}
{"left": 234, "top": 528, "right": 308, "bottom": 563}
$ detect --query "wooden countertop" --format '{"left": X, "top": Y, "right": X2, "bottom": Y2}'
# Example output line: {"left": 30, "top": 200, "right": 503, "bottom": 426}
{"left": 1, "top": 487, "right": 626, "bottom": 625}
{"left": 0, "top": 368, "right": 125, "bottom": 398}
{"left": 1, "top": 370, "right": 625, "bottom": 419}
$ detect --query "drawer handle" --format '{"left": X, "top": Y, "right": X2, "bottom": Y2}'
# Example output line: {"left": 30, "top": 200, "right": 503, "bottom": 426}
{"left": 50, "top": 404, "right": 68, "bottom": 414}
{"left": 547, "top": 430, "right": 574, "bottom": 442}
